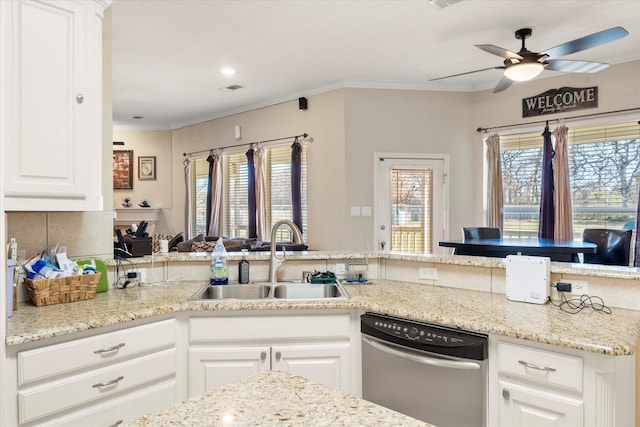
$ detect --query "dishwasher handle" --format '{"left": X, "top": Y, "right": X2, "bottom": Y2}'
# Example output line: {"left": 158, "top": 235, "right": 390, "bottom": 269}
{"left": 363, "top": 336, "right": 481, "bottom": 370}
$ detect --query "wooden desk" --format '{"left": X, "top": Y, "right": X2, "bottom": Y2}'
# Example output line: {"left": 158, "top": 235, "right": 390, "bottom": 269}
{"left": 438, "top": 238, "right": 598, "bottom": 262}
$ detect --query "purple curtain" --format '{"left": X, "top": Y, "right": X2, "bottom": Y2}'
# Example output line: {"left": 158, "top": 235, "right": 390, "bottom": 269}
{"left": 538, "top": 123, "right": 555, "bottom": 239}
{"left": 291, "top": 139, "right": 303, "bottom": 231}
{"left": 246, "top": 148, "right": 257, "bottom": 238}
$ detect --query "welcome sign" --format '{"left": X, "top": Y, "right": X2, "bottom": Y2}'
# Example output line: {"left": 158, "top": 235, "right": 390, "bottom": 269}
{"left": 522, "top": 86, "right": 598, "bottom": 118}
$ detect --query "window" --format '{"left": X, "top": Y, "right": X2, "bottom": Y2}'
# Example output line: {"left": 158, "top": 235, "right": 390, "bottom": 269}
{"left": 190, "top": 144, "right": 307, "bottom": 239}
{"left": 375, "top": 156, "right": 446, "bottom": 254}
{"left": 498, "top": 120, "right": 640, "bottom": 239}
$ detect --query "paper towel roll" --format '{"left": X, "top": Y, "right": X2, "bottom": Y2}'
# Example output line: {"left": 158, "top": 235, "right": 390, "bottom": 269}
{"left": 160, "top": 240, "right": 169, "bottom": 254}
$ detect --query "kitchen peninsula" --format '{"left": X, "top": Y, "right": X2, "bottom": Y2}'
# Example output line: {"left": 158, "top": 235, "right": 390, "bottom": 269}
{"left": 124, "top": 370, "right": 430, "bottom": 426}
{"left": 5, "top": 251, "right": 640, "bottom": 426}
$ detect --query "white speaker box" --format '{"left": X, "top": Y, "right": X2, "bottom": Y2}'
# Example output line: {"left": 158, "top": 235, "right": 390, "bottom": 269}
{"left": 505, "top": 255, "right": 550, "bottom": 304}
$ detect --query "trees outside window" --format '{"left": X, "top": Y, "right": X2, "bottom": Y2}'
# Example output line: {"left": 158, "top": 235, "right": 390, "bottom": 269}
{"left": 499, "top": 121, "right": 640, "bottom": 239}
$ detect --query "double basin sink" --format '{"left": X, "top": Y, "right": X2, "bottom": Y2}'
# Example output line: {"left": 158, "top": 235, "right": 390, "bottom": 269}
{"left": 189, "top": 280, "right": 349, "bottom": 301}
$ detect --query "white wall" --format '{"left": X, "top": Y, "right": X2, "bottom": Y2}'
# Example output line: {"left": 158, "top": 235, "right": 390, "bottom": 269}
{"left": 170, "top": 89, "right": 346, "bottom": 248}
{"left": 121, "top": 60, "right": 640, "bottom": 250}
{"left": 470, "top": 60, "right": 640, "bottom": 224}
{"left": 343, "top": 88, "right": 475, "bottom": 250}
{"left": 112, "top": 130, "right": 173, "bottom": 234}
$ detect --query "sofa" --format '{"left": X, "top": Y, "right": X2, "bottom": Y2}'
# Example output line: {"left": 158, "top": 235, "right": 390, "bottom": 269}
{"left": 153, "top": 233, "right": 308, "bottom": 253}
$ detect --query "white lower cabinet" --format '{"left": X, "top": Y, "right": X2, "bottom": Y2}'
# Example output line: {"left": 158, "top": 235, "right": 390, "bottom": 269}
{"left": 498, "top": 380, "right": 583, "bottom": 426}
{"left": 13, "top": 319, "right": 179, "bottom": 426}
{"left": 188, "top": 313, "right": 352, "bottom": 397}
{"left": 490, "top": 336, "right": 635, "bottom": 427}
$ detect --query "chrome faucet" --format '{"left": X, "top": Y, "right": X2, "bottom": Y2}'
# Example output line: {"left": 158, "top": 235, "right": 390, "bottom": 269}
{"left": 269, "top": 219, "right": 304, "bottom": 283}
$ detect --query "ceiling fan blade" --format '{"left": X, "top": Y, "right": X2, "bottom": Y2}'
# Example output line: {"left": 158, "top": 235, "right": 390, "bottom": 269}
{"left": 429, "top": 66, "right": 505, "bottom": 82}
{"left": 543, "top": 26, "right": 628, "bottom": 59}
{"left": 475, "top": 44, "right": 522, "bottom": 60}
{"left": 545, "top": 59, "right": 610, "bottom": 73}
{"left": 493, "top": 76, "right": 514, "bottom": 93}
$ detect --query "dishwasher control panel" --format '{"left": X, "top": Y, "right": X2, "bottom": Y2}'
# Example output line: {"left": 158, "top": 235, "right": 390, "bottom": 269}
{"left": 361, "top": 312, "right": 488, "bottom": 360}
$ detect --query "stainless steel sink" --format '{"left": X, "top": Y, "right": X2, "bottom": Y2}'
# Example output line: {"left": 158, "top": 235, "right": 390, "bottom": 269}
{"left": 272, "top": 283, "right": 348, "bottom": 299}
{"left": 189, "top": 283, "right": 271, "bottom": 300}
{"left": 189, "top": 280, "right": 348, "bottom": 301}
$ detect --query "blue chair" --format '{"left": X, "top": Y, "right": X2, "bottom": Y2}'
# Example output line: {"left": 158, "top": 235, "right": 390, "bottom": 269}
{"left": 582, "top": 228, "right": 632, "bottom": 266}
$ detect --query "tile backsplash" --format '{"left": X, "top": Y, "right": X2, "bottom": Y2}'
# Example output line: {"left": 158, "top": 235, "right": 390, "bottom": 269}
{"left": 6, "top": 211, "right": 113, "bottom": 261}
{"left": 6, "top": 210, "right": 114, "bottom": 303}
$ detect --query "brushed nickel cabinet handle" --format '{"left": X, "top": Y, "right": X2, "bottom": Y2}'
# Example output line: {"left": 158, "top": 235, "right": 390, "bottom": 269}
{"left": 502, "top": 388, "right": 510, "bottom": 401}
{"left": 76, "top": 93, "right": 84, "bottom": 104}
{"left": 518, "top": 359, "right": 557, "bottom": 372}
{"left": 92, "top": 375, "right": 124, "bottom": 388}
{"left": 109, "top": 421, "right": 123, "bottom": 427}
{"left": 94, "top": 343, "right": 125, "bottom": 354}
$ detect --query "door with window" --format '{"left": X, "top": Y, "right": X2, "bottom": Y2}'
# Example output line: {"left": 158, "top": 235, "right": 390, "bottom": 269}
{"left": 375, "top": 155, "right": 447, "bottom": 254}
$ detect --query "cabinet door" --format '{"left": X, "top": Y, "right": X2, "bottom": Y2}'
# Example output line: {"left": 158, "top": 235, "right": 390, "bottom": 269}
{"left": 2, "top": 0, "right": 103, "bottom": 211}
{"left": 499, "top": 380, "right": 583, "bottom": 427}
{"left": 188, "top": 346, "right": 270, "bottom": 397}
{"left": 272, "top": 343, "right": 351, "bottom": 391}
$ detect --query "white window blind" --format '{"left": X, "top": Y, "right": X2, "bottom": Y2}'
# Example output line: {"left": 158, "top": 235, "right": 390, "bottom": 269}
{"left": 390, "top": 168, "right": 432, "bottom": 253}
{"left": 224, "top": 151, "right": 249, "bottom": 238}
{"left": 498, "top": 120, "right": 640, "bottom": 239}
{"left": 268, "top": 144, "right": 307, "bottom": 241}
{"left": 190, "top": 143, "right": 307, "bottom": 240}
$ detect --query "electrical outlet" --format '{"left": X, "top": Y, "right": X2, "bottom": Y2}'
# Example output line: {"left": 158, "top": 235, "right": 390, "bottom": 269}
{"left": 571, "top": 279, "right": 589, "bottom": 295}
{"left": 138, "top": 268, "right": 147, "bottom": 283}
{"left": 418, "top": 267, "right": 438, "bottom": 280}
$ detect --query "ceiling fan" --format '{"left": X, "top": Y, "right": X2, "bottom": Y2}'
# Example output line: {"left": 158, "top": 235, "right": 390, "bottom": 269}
{"left": 430, "top": 26, "right": 628, "bottom": 93}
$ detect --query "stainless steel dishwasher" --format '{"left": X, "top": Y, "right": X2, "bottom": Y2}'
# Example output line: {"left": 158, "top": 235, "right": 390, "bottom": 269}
{"left": 361, "top": 312, "right": 488, "bottom": 427}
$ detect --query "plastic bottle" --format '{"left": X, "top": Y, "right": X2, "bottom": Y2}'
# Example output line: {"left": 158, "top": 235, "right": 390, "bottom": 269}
{"left": 210, "top": 238, "right": 228, "bottom": 285}
{"left": 238, "top": 249, "right": 250, "bottom": 284}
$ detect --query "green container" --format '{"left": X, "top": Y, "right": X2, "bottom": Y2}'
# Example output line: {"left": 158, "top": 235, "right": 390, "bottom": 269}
{"left": 76, "top": 258, "right": 109, "bottom": 293}
{"left": 310, "top": 277, "right": 336, "bottom": 284}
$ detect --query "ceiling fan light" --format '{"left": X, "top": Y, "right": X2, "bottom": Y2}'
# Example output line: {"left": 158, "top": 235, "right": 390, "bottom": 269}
{"left": 504, "top": 62, "right": 544, "bottom": 82}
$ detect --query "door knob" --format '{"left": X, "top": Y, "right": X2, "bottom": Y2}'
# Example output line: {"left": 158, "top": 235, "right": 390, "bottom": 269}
{"left": 260, "top": 351, "right": 267, "bottom": 361}
{"left": 275, "top": 351, "right": 281, "bottom": 361}
{"left": 76, "top": 94, "right": 84, "bottom": 104}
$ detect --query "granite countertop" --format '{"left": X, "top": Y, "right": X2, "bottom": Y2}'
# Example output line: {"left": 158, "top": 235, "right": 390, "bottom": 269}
{"left": 124, "top": 371, "right": 430, "bottom": 427}
{"left": 7, "top": 279, "right": 640, "bottom": 355}
{"left": 109, "top": 250, "right": 640, "bottom": 281}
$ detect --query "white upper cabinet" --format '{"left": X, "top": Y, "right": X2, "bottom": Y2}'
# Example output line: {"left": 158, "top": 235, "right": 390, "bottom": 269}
{"left": 1, "top": 0, "right": 107, "bottom": 211}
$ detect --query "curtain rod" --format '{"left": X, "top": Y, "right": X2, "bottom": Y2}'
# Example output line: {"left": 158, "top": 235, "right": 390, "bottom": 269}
{"left": 476, "top": 108, "right": 640, "bottom": 133}
{"left": 183, "top": 133, "right": 309, "bottom": 157}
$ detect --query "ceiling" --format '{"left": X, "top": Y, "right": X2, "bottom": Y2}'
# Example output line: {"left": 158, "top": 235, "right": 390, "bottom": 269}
{"left": 111, "top": 0, "right": 640, "bottom": 130}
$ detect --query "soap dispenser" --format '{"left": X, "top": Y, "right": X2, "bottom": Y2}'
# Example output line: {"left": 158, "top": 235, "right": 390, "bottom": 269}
{"left": 238, "top": 249, "right": 250, "bottom": 284}
{"left": 210, "top": 238, "right": 228, "bottom": 285}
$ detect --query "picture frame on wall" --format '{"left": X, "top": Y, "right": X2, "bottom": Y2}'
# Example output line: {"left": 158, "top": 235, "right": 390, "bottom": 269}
{"left": 138, "top": 156, "right": 156, "bottom": 180}
{"left": 113, "top": 150, "right": 133, "bottom": 189}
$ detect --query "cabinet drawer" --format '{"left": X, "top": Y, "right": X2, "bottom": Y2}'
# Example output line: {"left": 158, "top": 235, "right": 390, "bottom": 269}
{"left": 18, "top": 319, "right": 175, "bottom": 385}
{"left": 497, "top": 341, "right": 583, "bottom": 393}
{"left": 190, "top": 314, "right": 350, "bottom": 342}
{"left": 18, "top": 348, "right": 176, "bottom": 424}
{"left": 41, "top": 380, "right": 177, "bottom": 427}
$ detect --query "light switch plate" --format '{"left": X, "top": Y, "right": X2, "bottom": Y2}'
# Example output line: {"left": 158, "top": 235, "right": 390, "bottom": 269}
{"left": 350, "top": 206, "right": 361, "bottom": 216}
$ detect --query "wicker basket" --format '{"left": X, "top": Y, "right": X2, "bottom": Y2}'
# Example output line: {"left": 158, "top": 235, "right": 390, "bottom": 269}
{"left": 24, "top": 273, "right": 101, "bottom": 307}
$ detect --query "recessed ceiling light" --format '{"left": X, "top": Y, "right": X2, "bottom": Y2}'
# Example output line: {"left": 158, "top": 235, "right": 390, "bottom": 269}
{"left": 220, "top": 67, "right": 236, "bottom": 76}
